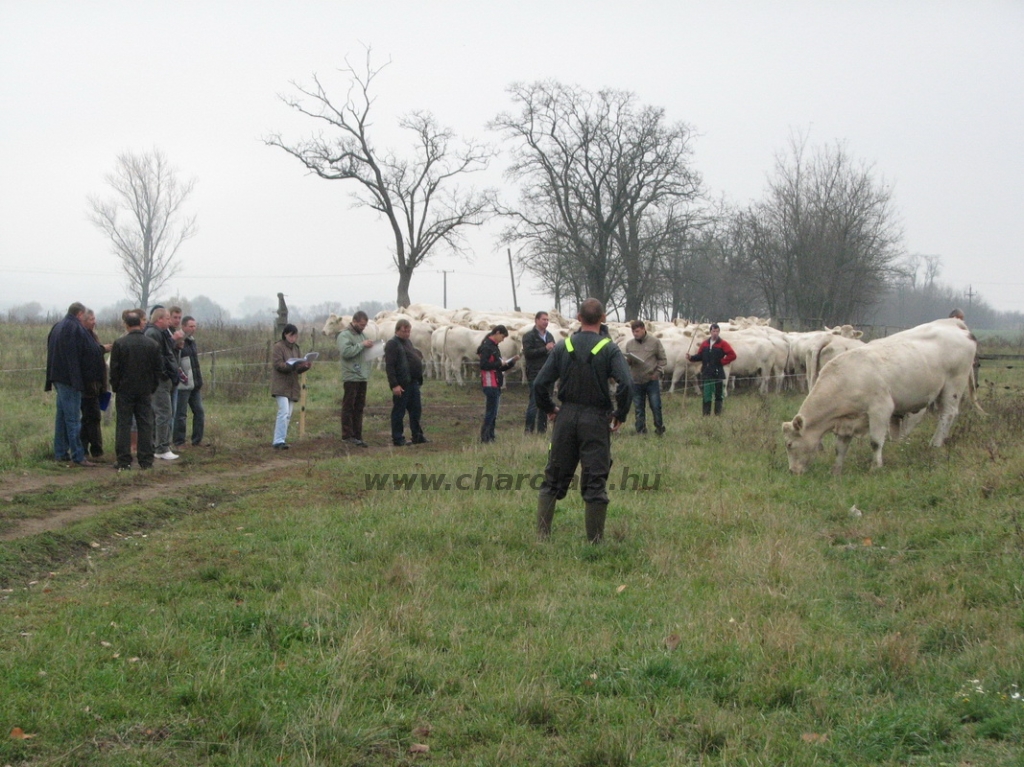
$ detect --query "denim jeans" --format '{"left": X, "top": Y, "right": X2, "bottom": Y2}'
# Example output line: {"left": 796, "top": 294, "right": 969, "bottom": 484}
{"left": 632, "top": 379, "right": 663, "bottom": 433}
{"left": 151, "top": 379, "right": 174, "bottom": 453}
{"left": 481, "top": 386, "right": 501, "bottom": 442}
{"left": 274, "top": 396, "right": 293, "bottom": 445}
{"left": 390, "top": 381, "right": 424, "bottom": 444}
{"left": 524, "top": 379, "right": 547, "bottom": 433}
{"left": 53, "top": 382, "right": 85, "bottom": 463}
{"left": 173, "top": 388, "right": 205, "bottom": 446}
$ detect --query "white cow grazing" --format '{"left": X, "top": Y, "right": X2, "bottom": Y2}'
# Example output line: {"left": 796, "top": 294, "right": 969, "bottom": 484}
{"left": 782, "top": 318, "right": 981, "bottom": 475}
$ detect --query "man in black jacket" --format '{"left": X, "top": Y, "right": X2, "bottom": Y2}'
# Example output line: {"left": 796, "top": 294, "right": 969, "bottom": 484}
{"left": 533, "top": 298, "right": 632, "bottom": 543}
{"left": 45, "top": 301, "right": 101, "bottom": 466}
{"left": 173, "top": 316, "right": 206, "bottom": 448}
{"left": 384, "top": 319, "right": 427, "bottom": 446}
{"left": 521, "top": 311, "right": 555, "bottom": 434}
{"left": 110, "top": 312, "right": 162, "bottom": 470}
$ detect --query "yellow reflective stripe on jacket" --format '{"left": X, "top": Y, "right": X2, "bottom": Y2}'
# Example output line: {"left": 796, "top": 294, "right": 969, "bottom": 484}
{"left": 565, "top": 335, "right": 611, "bottom": 355}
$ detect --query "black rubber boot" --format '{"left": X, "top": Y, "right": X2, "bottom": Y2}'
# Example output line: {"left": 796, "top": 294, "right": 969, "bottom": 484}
{"left": 537, "top": 494, "right": 556, "bottom": 539}
{"left": 702, "top": 401, "right": 712, "bottom": 416}
{"left": 584, "top": 501, "right": 608, "bottom": 543}
{"left": 714, "top": 400, "right": 723, "bottom": 416}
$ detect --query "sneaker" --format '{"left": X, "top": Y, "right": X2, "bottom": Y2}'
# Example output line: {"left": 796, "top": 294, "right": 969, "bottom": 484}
{"left": 655, "top": 426, "right": 665, "bottom": 436}
{"left": 115, "top": 464, "right": 132, "bottom": 472}
{"left": 156, "top": 451, "right": 179, "bottom": 460}
{"left": 72, "top": 459, "right": 98, "bottom": 468}
{"left": 411, "top": 436, "right": 429, "bottom": 444}
{"left": 355, "top": 439, "right": 369, "bottom": 448}
{"left": 273, "top": 442, "right": 290, "bottom": 450}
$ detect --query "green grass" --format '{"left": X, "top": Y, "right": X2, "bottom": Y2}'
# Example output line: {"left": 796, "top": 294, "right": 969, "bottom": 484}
{"left": 2, "top": 323, "right": 1024, "bottom": 765}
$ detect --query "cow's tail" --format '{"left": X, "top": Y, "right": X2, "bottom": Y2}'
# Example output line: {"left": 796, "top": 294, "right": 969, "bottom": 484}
{"left": 968, "top": 366, "right": 986, "bottom": 415}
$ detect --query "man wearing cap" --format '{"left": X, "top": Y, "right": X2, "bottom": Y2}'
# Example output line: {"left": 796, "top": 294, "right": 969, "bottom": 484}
{"left": 533, "top": 298, "right": 632, "bottom": 543}
{"left": 688, "top": 323, "right": 737, "bottom": 416}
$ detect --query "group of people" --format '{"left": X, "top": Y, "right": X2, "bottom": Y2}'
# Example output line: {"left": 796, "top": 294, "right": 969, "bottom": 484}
{"left": 44, "top": 302, "right": 206, "bottom": 471}
{"left": 324, "top": 301, "right": 738, "bottom": 544}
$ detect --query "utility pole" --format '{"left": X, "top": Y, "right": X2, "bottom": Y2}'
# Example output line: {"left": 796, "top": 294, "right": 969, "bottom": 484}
{"left": 966, "top": 284, "right": 975, "bottom": 311}
{"left": 437, "top": 270, "right": 454, "bottom": 309}
{"left": 507, "top": 249, "right": 520, "bottom": 312}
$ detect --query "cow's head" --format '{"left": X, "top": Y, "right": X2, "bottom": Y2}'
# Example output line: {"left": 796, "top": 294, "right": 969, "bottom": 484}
{"left": 322, "top": 313, "right": 347, "bottom": 337}
{"left": 782, "top": 414, "right": 818, "bottom": 474}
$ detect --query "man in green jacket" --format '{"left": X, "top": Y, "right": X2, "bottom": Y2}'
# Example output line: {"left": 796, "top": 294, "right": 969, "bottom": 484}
{"left": 337, "top": 311, "right": 374, "bottom": 447}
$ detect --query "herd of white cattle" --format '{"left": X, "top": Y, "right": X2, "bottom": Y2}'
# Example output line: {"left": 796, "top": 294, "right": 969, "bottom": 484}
{"left": 323, "top": 305, "right": 983, "bottom": 474}
{"left": 322, "top": 303, "right": 867, "bottom": 394}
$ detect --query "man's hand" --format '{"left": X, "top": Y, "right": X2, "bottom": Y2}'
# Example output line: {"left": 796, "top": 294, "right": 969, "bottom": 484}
{"left": 392, "top": 385, "right": 404, "bottom": 396}
{"left": 545, "top": 342, "right": 555, "bottom": 351}
{"left": 362, "top": 339, "right": 374, "bottom": 348}
{"left": 610, "top": 416, "right": 623, "bottom": 432}
{"left": 547, "top": 406, "right": 559, "bottom": 422}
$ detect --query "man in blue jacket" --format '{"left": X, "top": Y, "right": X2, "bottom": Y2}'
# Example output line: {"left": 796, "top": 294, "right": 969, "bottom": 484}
{"left": 45, "top": 302, "right": 101, "bottom": 467}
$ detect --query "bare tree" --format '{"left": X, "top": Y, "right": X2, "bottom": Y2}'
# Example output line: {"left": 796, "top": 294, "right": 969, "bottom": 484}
{"left": 266, "top": 53, "right": 493, "bottom": 308}
{"left": 739, "top": 134, "right": 903, "bottom": 327}
{"left": 88, "top": 149, "right": 197, "bottom": 311}
{"left": 492, "top": 81, "right": 702, "bottom": 317}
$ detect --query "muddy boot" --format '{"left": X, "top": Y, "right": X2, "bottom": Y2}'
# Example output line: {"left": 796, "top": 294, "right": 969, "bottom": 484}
{"left": 584, "top": 501, "right": 608, "bottom": 543}
{"left": 702, "top": 401, "right": 712, "bottom": 416}
{"left": 537, "top": 494, "right": 556, "bottom": 539}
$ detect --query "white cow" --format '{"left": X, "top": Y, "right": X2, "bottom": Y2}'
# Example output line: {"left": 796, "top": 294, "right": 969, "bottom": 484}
{"left": 439, "top": 326, "right": 520, "bottom": 384}
{"left": 782, "top": 318, "right": 982, "bottom": 475}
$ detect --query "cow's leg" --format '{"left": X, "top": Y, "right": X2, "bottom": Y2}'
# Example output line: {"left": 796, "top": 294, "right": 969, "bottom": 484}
{"left": 867, "top": 406, "right": 894, "bottom": 469}
{"left": 669, "top": 365, "right": 682, "bottom": 394}
{"left": 832, "top": 434, "right": 853, "bottom": 475}
{"left": 930, "top": 388, "right": 961, "bottom": 446}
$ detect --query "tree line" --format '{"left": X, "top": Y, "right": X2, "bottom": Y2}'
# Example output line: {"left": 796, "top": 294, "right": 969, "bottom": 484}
{"left": 85, "top": 51, "right": 1020, "bottom": 330}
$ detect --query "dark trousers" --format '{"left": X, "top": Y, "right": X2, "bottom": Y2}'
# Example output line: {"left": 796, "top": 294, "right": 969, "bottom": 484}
{"left": 391, "top": 381, "right": 424, "bottom": 445}
{"left": 539, "top": 403, "right": 612, "bottom": 504}
{"left": 342, "top": 381, "right": 367, "bottom": 440}
{"left": 702, "top": 379, "right": 724, "bottom": 416}
{"left": 481, "top": 386, "right": 500, "bottom": 442}
{"left": 173, "top": 388, "right": 205, "bottom": 445}
{"left": 524, "top": 379, "right": 547, "bottom": 433}
{"left": 80, "top": 395, "right": 103, "bottom": 457}
{"left": 115, "top": 390, "right": 155, "bottom": 468}
{"left": 632, "top": 380, "right": 663, "bottom": 433}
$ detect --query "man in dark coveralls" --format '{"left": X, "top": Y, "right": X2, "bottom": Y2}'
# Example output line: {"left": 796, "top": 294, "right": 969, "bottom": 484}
{"left": 533, "top": 298, "right": 632, "bottom": 543}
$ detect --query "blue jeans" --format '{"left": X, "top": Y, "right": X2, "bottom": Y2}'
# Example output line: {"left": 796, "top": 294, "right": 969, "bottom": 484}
{"left": 274, "top": 396, "right": 293, "bottom": 445}
{"left": 481, "top": 386, "right": 501, "bottom": 442}
{"left": 632, "top": 379, "right": 663, "bottom": 433}
{"left": 173, "top": 388, "right": 205, "bottom": 446}
{"left": 524, "top": 379, "right": 547, "bottom": 433}
{"left": 391, "top": 381, "right": 424, "bottom": 445}
{"left": 53, "top": 382, "right": 85, "bottom": 463}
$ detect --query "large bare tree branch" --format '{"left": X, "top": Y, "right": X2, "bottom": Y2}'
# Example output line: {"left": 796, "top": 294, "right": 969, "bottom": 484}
{"left": 266, "top": 51, "right": 494, "bottom": 307}
{"left": 87, "top": 149, "right": 197, "bottom": 310}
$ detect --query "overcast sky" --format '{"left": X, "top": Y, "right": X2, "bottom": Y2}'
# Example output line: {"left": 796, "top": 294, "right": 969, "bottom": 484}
{"left": 1, "top": 0, "right": 1022, "bottom": 319}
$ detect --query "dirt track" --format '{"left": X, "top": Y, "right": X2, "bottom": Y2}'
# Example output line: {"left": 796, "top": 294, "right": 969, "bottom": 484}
{"left": 0, "top": 402, "right": 485, "bottom": 542}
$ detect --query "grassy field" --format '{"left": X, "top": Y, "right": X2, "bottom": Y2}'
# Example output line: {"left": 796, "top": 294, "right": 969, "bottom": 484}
{"left": 2, "top": 322, "right": 1023, "bottom": 765}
